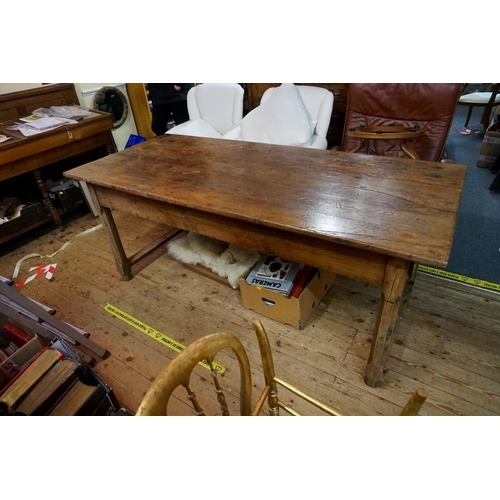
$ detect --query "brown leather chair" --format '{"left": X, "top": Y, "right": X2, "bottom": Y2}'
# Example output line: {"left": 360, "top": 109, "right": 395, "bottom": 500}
{"left": 341, "top": 83, "right": 463, "bottom": 162}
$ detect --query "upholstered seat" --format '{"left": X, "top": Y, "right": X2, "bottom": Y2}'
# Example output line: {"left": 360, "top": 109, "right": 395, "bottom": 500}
{"left": 166, "top": 83, "right": 244, "bottom": 139}
{"left": 458, "top": 84, "right": 500, "bottom": 130}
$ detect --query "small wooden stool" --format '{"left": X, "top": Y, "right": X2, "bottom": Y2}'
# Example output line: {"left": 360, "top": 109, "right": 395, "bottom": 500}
{"left": 347, "top": 124, "right": 424, "bottom": 160}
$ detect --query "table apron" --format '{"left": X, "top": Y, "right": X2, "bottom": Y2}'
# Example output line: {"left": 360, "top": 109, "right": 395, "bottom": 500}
{"left": 94, "top": 185, "right": 387, "bottom": 287}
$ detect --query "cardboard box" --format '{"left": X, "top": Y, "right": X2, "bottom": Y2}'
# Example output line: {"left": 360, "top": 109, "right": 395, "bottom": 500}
{"left": 239, "top": 269, "right": 335, "bottom": 330}
{"left": 477, "top": 121, "right": 500, "bottom": 168}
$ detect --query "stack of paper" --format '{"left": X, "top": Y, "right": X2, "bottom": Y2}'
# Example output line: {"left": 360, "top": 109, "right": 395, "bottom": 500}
{"left": 13, "top": 116, "right": 78, "bottom": 137}
{"left": 19, "top": 116, "right": 64, "bottom": 130}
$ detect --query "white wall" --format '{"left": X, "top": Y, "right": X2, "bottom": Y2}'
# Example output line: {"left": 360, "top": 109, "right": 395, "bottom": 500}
{"left": 0, "top": 82, "right": 138, "bottom": 151}
{"left": 0, "top": 83, "right": 43, "bottom": 94}
{"left": 75, "top": 83, "right": 137, "bottom": 150}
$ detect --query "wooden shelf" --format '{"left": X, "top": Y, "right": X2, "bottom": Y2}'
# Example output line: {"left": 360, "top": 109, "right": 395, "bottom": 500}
{"left": 0, "top": 84, "right": 116, "bottom": 248}
{"left": 0, "top": 214, "right": 52, "bottom": 246}
{"left": 0, "top": 201, "right": 86, "bottom": 246}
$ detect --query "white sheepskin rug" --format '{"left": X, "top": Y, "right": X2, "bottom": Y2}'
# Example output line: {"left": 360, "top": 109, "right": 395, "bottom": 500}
{"left": 167, "top": 232, "right": 261, "bottom": 289}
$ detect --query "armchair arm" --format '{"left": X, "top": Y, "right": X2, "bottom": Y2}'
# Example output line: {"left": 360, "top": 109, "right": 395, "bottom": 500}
{"left": 308, "top": 135, "right": 328, "bottom": 150}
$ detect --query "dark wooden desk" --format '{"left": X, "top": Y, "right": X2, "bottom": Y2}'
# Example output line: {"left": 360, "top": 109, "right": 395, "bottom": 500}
{"left": 0, "top": 84, "right": 115, "bottom": 243}
{"left": 65, "top": 135, "right": 467, "bottom": 387}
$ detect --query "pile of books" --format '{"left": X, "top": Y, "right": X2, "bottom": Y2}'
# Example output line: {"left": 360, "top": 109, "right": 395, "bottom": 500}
{"left": 0, "top": 276, "right": 120, "bottom": 416}
{"left": 245, "top": 255, "right": 317, "bottom": 299}
{"left": 0, "top": 331, "right": 118, "bottom": 416}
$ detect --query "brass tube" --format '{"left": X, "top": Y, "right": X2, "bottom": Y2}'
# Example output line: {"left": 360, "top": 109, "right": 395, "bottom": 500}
{"left": 400, "top": 388, "right": 428, "bottom": 416}
{"left": 274, "top": 377, "right": 342, "bottom": 416}
{"left": 251, "top": 386, "right": 270, "bottom": 416}
{"left": 277, "top": 401, "right": 303, "bottom": 416}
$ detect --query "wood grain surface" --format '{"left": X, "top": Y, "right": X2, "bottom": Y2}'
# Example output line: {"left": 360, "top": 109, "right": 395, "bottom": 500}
{"left": 65, "top": 135, "right": 466, "bottom": 267}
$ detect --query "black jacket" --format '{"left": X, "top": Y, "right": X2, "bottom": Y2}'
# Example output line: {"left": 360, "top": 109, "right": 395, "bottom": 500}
{"left": 147, "top": 83, "right": 193, "bottom": 105}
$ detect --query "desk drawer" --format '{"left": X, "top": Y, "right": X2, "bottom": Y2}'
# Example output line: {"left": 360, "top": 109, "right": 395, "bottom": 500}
{"left": 0, "top": 115, "right": 113, "bottom": 166}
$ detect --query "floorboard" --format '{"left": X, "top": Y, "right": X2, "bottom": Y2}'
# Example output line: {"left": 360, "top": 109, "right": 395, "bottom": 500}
{"left": 1, "top": 212, "right": 499, "bottom": 416}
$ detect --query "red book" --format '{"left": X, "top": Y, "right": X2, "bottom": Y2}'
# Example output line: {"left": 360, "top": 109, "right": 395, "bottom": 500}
{"left": 289, "top": 266, "right": 314, "bottom": 299}
{"left": 4, "top": 324, "right": 32, "bottom": 347}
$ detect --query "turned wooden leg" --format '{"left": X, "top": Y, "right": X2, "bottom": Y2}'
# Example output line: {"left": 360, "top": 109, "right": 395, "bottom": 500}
{"left": 401, "top": 141, "right": 420, "bottom": 160}
{"left": 380, "top": 261, "right": 416, "bottom": 369}
{"left": 365, "top": 257, "right": 410, "bottom": 387}
{"left": 33, "top": 169, "right": 62, "bottom": 226}
{"left": 464, "top": 105, "right": 473, "bottom": 127}
{"left": 99, "top": 206, "right": 132, "bottom": 281}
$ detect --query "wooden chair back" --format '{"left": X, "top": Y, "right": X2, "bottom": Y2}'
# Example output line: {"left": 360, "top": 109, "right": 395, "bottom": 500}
{"left": 458, "top": 83, "right": 500, "bottom": 130}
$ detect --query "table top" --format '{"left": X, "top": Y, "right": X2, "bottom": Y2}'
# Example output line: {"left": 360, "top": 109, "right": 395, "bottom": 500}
{"left": 65, "top": 134, "right": 467, "bottom": 267}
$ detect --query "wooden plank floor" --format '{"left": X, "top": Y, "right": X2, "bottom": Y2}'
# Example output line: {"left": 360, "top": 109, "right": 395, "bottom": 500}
{"left": 1, "top": 211, "right": 500, "bottom": 416}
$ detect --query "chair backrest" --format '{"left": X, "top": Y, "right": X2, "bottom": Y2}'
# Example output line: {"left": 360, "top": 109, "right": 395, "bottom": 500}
{"left": 341, "top": 83, "right": 462, "bottom": 162}
{"left": 261, "top": 85, "right": 334, "bottom": 138}
{"left": 136, "top": 319, "right": 428, "bottom": 416}
{"left": 459, "top": 83, "right": 500, "bottom": 130}
{"left": 187, "top": 83, "right": 244, "bottom": 135}
{"left": 136, "top": 331, "right": 252, "bottom": 416}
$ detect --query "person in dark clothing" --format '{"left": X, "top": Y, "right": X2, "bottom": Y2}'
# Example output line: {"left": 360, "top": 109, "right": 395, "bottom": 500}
{"left": 148, "top": 83, "right": 193, "bottom": 136}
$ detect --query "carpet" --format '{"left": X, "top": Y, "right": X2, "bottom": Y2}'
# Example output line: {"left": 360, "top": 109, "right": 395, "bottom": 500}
{"left": 431, "top": 85, "right": 500, "bottom": 286}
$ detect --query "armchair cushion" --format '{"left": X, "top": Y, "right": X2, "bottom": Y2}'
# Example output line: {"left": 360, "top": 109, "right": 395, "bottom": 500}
{"left": 222, "top": 126, "right": 242, "bottom": 140}
{"left": 341, "top": 83, "right": 462, "bottom": 162}
{"left": 240, "top": 83, "right": 314, "bottom": 147}
{"left": 187, "top": 83, "right": 244, "bottom": 135}
{"left": 166, "top": 118, "right": 222, "bottom": 139}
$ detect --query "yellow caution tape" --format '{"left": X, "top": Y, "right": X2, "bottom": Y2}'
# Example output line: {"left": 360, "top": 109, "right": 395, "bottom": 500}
{"left": 418, "top": 265, "right": 500, "bottom": 293}
{"left": 104, "top": 303, "right": 226, "bottom": 374}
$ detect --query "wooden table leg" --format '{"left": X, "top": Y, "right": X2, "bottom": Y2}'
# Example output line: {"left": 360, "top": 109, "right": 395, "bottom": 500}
{"left": 99, "top": 206, "right": 133, "bottom": 281}
{"left": 364, "top": 256, "right": 410, "bottom": 387}
{"left": 92, "top": 185, "right": 181, "bottom": 281}
{"left": 33, "top": 169, "right": 62, "bottom": 226}
{"left": 381, "top": 261, "right": 416, "bottom": 367}
{"left": 79, "top": 180, "right": 100, "bottom": 217}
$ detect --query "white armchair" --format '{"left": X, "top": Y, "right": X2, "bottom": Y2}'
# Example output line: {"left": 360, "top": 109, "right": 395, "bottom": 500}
{"left": 262, "top": 85, "right": 334, "bottom": 149}
{"left": 226, "top": 84, "right": 334, "bottom": 149}
{"left": 166, "top": 83, "right": 244, "bottom": 139}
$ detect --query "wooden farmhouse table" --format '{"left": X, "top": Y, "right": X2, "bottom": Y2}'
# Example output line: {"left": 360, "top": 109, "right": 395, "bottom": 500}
{"left": 65, "top": 135, "right": 467, "bottom": 387}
